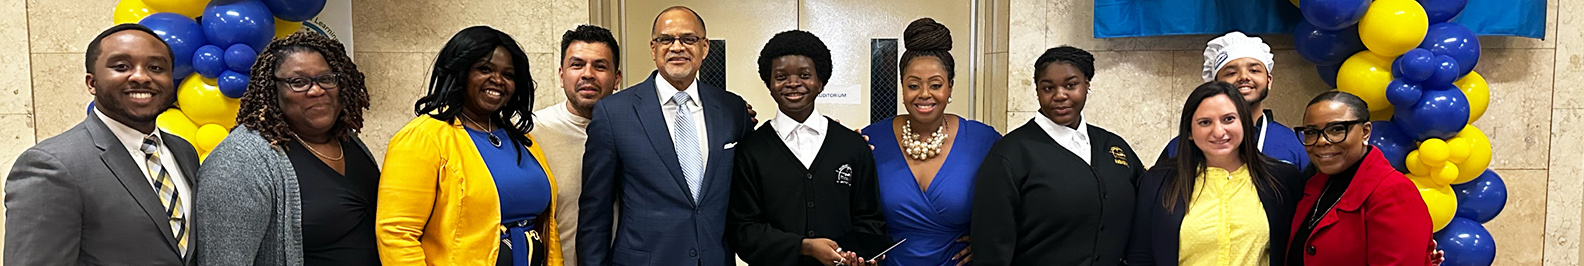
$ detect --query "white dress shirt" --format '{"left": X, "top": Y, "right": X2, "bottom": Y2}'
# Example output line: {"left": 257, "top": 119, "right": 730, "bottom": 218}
{"left": 770, "top": 109, "right": 828, "bottom": 168}
{"left": 656, "top": 77, "right": 710, "bottom": 165}
{"left": 94, "top": 109, "right": 191, "bottom": 220}
{"left": 1032, "top": 113, "right": 1093, "bottom": 165}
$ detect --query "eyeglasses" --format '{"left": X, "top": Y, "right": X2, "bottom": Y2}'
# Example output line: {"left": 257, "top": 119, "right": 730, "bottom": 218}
{"left": 276, "top": 73, "right": 341, "bottom": 92}
{"left": 652, "top": 35, "right": 704, "bottom": 46}
{"left": 1293, "top": 119, "right": 1369, "bottom": 146}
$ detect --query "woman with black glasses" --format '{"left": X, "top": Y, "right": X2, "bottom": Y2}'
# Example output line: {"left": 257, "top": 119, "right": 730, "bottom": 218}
{"left": 195, "top": 31, "right": 380, "bottom": 266}
{"left": 1285, "top": 91, "right": 1434, "bottom": 266}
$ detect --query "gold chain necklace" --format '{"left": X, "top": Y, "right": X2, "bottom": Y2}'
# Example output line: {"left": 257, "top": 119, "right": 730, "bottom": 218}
{"left": 902, "top": 119, "right": 948, "bottom": 161}
{"left": 293, "top": 133, "right": 344, "bottom": 161}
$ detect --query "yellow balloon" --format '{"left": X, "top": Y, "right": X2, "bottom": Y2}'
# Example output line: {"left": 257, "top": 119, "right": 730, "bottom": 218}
{"left": 194, "top": 123, "right": 229, "bottom": 156}
{"left": 1290, "top": 0, "right": 1299, "bottom": 7}
{"left": 1371, "top": 106, "right": 1395, "bottom": 121}
{"left": 1455, "top": 71, "right": 1491, "bottom": 123}
{"left": 1451, "top": 126, "right": 1492, "bottom": 184}
{"left": 1446, "top": 137, "right": 1472, "bottom": 162}
{"left": 156, "top": 108, "right": 198, "bottom": 139}
{"left": 112, "top": 0, "right": 156, "bottom": 24}
{"left": 1406, "top": 150, "right": 1428, "bottom": 176}
{"left": 141, "top": 0, "right": 204, "bottom": 17}
{"left": 1418, "top": 184, "right": 1458, "bottom": 232}
{"left": 1337, "top": 52, "right": 1396, "bottom": 111}
{"left": 1419, "top": 138, "right": 1450, "bottom": 165}
{"left": 275, "top": 18, "right": 304, "bottom": 39}
{"left": 1359, "top": 0, "right": 1429, "bottom": 57}
{"left": 1431, "top": 163, "right": 1459, "bottom": 187}
{"left": 177, "top": 76, "right": 241, "bottom": 128}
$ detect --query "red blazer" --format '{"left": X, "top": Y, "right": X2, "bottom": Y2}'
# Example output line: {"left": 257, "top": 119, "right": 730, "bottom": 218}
{"left": 1287, "top": 147, "right": 1434, "bottom": 266}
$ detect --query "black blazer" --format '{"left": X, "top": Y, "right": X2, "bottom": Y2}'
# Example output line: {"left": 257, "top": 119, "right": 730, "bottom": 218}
{"left": 727, "top": 120, "right": 890, "bottom": 266}
{"left": 972, "top": 121, "right": 1146, "bottom": 266}
{"left": 1123, "top": 158, "right": 1305, "bottom": 266}
{"left": 5, "top": 115, "right": 201, "bottom": 265}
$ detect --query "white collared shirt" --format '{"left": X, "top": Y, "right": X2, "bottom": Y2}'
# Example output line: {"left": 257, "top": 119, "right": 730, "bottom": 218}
{"left": 656, "top": 76, "right": 710, "bottom": 164}
{"left": 770, "top": 109, "right": 828, "bottom": 168}
{"left": 94, "top": 109, "right": 191, "bottom": 220}
{"left": 1032, "top": 113, "right": 1093, "bottom": 165}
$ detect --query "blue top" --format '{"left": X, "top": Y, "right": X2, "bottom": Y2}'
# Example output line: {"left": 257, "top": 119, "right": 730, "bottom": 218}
{"left": 467, "top": 128, "right": 552, "bottom": 228}
{"left": 863, "top": 117, "right": 1002, "bottom": 266}
{"left": 1159, "top": 110, "right": 1309, "bottom": 169}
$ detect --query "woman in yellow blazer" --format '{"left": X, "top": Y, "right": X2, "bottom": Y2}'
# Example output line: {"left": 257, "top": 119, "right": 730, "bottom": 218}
{"left": 377, "top": 26, "right": 562, "bottom": 266}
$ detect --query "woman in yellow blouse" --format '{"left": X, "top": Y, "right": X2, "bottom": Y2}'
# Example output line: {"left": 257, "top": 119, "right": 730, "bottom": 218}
{"left": 377, "top": 26, "right": 562, "bottom": 266}
{"left": 1123, "top": 81, "right": 1305, "bottom": 266}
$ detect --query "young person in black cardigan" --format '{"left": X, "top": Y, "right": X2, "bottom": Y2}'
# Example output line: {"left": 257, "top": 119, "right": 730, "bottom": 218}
{"left": 727, "top": 30, "right": 890, "bottom": 266}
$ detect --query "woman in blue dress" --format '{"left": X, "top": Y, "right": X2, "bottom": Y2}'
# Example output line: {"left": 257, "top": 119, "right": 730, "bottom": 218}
{"left": 864, "top": 18, "right": 1001, "bottom": 266}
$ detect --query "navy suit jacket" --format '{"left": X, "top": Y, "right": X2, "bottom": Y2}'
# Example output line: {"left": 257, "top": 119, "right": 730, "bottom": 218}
{"left": 579, "top": 72, "right": 755, "bottom": 266}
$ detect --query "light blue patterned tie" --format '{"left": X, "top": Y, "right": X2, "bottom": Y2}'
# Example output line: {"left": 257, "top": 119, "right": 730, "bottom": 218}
{"left": 672, "top": 92, "right": 705, "bottom": 202}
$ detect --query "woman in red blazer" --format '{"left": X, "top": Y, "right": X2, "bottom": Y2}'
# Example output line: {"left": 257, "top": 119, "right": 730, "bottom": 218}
{"left": 1286, "top": 91, "right": 1434, "bottom": 266}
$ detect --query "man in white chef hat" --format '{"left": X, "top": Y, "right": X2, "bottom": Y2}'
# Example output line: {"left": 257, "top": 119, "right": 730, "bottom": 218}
{"left": 1155, "top": 31, "right": 1310, "bottom": 169}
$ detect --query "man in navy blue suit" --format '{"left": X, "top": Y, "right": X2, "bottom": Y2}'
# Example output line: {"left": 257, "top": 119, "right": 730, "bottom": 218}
{"left": 579, "top": 6, "right": 755, "bottom": 266}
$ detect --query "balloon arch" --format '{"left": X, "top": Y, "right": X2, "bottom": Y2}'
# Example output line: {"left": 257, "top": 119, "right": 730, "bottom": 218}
{"left": 1292, "top": 0, "right": 1502, "bottom": 265}
{"left": 110, "top": 0, "right": 326, "bottom": 160}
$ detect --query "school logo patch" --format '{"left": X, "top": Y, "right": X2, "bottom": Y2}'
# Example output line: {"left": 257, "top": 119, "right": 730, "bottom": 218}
{"left": 1111, "top": 146, "right": 1128, "bottom": 166}
{"left": 835, "top": 164, "right": 853, "bottom": 186}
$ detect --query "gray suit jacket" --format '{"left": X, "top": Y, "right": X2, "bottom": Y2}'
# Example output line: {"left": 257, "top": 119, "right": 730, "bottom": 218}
{"left": 5, "top": 115, "right": 201, "bottom": 266}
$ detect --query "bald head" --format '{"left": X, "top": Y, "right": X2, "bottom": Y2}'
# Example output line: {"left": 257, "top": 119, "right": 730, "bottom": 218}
{"left": 652, "top": 6, "right": 706, "bottom": 36}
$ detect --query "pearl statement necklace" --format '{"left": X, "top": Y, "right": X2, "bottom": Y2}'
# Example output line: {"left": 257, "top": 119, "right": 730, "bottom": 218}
{"left": 902, "top": 120, "right": 948, "bottom": 161}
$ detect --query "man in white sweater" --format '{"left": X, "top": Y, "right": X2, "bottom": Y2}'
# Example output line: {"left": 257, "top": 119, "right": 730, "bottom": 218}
{"left": 535, "top": 24, "right": 622, "bottom": 266}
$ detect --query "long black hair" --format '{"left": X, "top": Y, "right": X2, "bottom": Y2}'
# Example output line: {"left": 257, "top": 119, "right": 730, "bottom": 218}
{"left": 1164, "top": 81, "right": 1284, "bottom": 212}
{"left": 414, "top": 26, "right": 536, "bottom": 160}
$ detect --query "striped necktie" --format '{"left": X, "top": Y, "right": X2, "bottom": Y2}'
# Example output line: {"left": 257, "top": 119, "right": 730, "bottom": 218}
{"left": 141, "top": 135, "right": 186, "bottom": 257}
{"left": 672, "top": 92, "right": 704, "bottom": 202}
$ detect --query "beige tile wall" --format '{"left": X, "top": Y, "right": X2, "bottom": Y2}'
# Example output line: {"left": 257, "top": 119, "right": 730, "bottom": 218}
{"left": 1, "top": 0, "right": 1575, "bottom": 265}
{"left": 2, "top": 1, "right": 586, "bottom": 263}
{"left": 1011, "top": 0, "right": 1573, "bottom": 264}
{"left": 353, "top": 0, "right": 589, "bottom": 161}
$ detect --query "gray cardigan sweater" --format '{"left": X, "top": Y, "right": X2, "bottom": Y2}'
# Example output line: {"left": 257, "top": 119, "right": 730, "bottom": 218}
{"left": 192, "top": 126, "right": 375, "bottom": 266}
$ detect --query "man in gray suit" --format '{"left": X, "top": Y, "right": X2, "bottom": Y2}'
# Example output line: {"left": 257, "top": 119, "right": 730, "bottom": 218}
{"left": 6, "top": 24, "right": 200, "bottom": 266}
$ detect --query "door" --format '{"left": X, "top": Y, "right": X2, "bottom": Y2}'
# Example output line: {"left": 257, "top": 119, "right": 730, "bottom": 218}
{"left": 619, "top": 0, "right": 976, "bottom": 129}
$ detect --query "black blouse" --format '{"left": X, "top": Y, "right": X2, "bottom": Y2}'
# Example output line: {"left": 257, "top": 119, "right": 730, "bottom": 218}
{"left": 286, "top": 140, "right": 381, "bottom": 266}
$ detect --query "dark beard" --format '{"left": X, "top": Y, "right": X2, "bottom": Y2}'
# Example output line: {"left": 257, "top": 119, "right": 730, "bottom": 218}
{"left": 1248, "top": 86, "right": 1270, "bottom": 106}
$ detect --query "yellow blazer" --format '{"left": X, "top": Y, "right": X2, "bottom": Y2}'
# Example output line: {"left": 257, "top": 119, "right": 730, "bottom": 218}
{"left": 377, "top": 115, "right": 562, "bottom": 266}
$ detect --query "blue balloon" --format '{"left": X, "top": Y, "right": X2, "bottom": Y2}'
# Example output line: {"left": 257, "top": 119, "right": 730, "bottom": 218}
{"left": 1419, "top": 0, "right": 1469, "bottom": 23}
{"left": 1295, "top": 22, "right": 1366, "bottom": 66}
{"left": 202, "top": 0, "right": 275, "bottom": 51}
{"left": 1367, "top": 120, "right": 1416, "bottom": 172}
{"left": 1317, "top": 63, "right": 1342, "bottom": 88}
{"left": 1420, "top": 23, "right": 1481, "bottom": 78}
{"left": 1385, "top": 79, "right": 1424, "bottom": 107}
{"left": 224, "top": 44, "right": 257, "bottom": 73}
{"left": 1301, "top": 0, "right": 1372, "bottom": 30}
{"left": 192, "top": 45, "right": 227, "bottom": 78}
{"left": 139, "top": 13, "right": 207, "bottom": 79}
{"left": 1394, "top": 87, "right": 1471, "bottom": 141}
{"left": 262, "top": 0, "right": 327, "bottom": 22}
{"left": 1453, "top": 170, "right": 1508, "bottom": 223}
{"left": 1435, "top": 218, "right": 1497, "bottom": 266}
{"left": 1426, "top": 55, "right": 1462, "bottom": 86}
{"left": 218, "top": 70, "right": 250, "bottom": 99}
{"left": 1392, "top": 49, "right": 1437, "bottom": 83}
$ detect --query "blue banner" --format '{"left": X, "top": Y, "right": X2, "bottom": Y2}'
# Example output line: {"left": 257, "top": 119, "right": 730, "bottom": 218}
{"left": 1093, "top": 0, "right": 1546, "bottom": 39}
